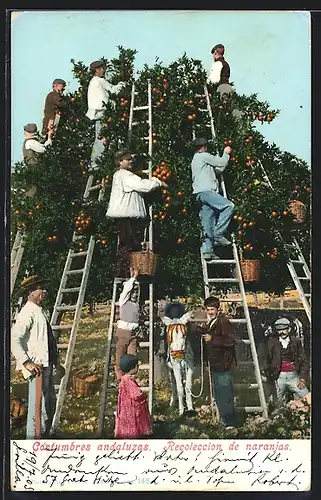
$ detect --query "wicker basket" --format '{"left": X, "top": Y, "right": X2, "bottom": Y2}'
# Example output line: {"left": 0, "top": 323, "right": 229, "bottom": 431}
{"left": 72, "top": 373, "right": 100, "bottom": 397}
{"left": 240, "top": 259, "right": 261, "bottom": 283}
{"left": 130, "top": 250, "right": 159, "bottom": 275}
{"left": 289, "top": 200, "right": 306, "bottom": 223}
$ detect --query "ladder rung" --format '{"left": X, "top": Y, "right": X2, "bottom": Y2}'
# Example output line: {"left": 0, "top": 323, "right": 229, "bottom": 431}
{"left": 131, "top": 121, "right": 139, "bottom": 126}
{"left": 290, "top": 260, "right": 303, "bottom": 265}
{"left": 235, "top": 406, "right": 263, "bottom": 413}
{"left": 206, "top": 259, "right": 236, "bottom": 265}
{"left": 114, "top": 278, "right": 127, "bottom": 283}
{"left": 73, "top": 235, "right": 85, "bottom": 241}
{"left": 56, "top": 305, "right": 77, "bottom": 311}
{"left": 237, "top": 360, "right": 254, "bottom": 365}
{"left": 106, "top": 387, "right": 118, "bottom": 394}
{"left": 236, "top": 339, "right": 251, "bottom": 344}
{"left": 138, "top": 364, "right": 149, "bottom": 370}
{"left": 139, "top": 341, "right": 150, "bottom": 348}
{"left": 70, "top": 251, "right": 88, "bottom": 257}
{"left": 66, "top": 268, "right": 84, "bottom": 275}
{"left": 219, "top": 298, "right": 243, "bottom": 302}
{"left": 141, "top": 136, "right": 149, "bottom": 140}
{"left": 57, "top": 343, "right": 69, "bottom": 349}
{"left": 234, "top": 383, "right": 258, "bottom": 389}
{"left": 230, "top": 318, "right": 247, "bottom": 324}
{"left": 195, "top": 94, "right": 205, "bottom": 97}
{"left": 197, "top": 108, "right": 207, "bottom": 112}
{"left": 133, "top": 105, "right": 148, "bottom": 111}
{"left": 141, "top": 387, "right": 149, "bottom": 393}
{"left": 208, "top": 278, "right": 238, "bottom": 283}
{"left": 298, "top": 277, "right": 310, "bottom": 281}
{"left": 51, "top": 324, "right": 73, "bottom": 330}
{"left": 305, "top": 293, "right": 311, "bottom": 297}
{"left": 61, "top": 287, "right": 81, "bottom": 293}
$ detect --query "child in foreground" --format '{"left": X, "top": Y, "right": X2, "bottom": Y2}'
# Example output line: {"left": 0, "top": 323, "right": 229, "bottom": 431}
{"left": 114, "top": 354, "right": 152, "bottom": 439}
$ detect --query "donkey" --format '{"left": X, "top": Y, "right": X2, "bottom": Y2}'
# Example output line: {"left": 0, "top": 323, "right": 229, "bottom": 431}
{"left": 161, "top": 302, "right": 196, "bottom": 416}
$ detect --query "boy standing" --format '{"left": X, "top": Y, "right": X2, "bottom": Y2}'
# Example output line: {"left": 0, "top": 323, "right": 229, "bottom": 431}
{"left": 107, "top": 149, "right": 165, "bottom": 277}
{"left": 86, "top": 60, "right": 125, "bottom": 169}
{"left": 263, "top": 317, "right": 309, "bottom": 407}
{"left": 191, "top": 137, "right": 234, "bottom": 260}
{"left": 201, "top": 296, "right": 237, "bottom": 429}
{"left": 114, "top": 268, "right": 140, "bottom": 381}
{"left": 42, "top": 78, "right": 67, "bottom": 137}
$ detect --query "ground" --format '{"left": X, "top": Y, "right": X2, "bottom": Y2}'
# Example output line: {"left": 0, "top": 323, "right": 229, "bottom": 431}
{"left": 10, "top": 290, "right": 311, "bottom": 440}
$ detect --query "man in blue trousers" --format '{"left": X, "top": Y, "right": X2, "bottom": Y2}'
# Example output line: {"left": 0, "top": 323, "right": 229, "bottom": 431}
{"left": 191, "top": 137, "right": 234, "bottom": 260}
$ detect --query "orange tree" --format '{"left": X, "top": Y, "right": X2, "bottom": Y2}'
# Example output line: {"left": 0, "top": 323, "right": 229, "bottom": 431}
{"left": 11, "top": 46, "right": 311, "bottom": 309}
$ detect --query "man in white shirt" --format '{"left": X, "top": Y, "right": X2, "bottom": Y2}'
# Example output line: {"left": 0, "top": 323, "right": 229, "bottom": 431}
{"left": 22, "top": 123, "right": 53, "bottom": 166}
{"left": 11, "top": 275, "right": 64, "bottom": 438}
{"left": 107, "top": 149, "right": 165, "bottom": 277}
{"left": 86, "top": 60, "right": 126, "bottom": 170}
{"left": 207, "top": 44, "right": 234, "bottom": 95}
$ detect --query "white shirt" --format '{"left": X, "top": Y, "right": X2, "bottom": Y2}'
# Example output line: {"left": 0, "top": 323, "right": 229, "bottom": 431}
{"left": 106, "top": 169, "right": 162, "bottom": 218}
{"left": 117, "top": 277, "right": 140, "bottom": 331}
{"left": 11, "top": 301, "right": 50, "bottom": 379}
{"left": 25, "top": 137, "right": 52, "bottom": 153}
{"left": 207, "top": 61, "right": 223, "bottom": 84}
{"left": 86, "top": 76, "right": 125, "bottom": 120}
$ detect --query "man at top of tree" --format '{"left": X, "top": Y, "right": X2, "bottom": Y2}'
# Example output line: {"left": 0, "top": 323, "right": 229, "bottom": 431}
{"left": 86, "top": 59, "right": 126, "bottom": 170}
{"left": 41, "top": 78, "right": 67, "bottom": 137}
{"left": 191, "top": 137, "right": 234, "bottom": 260}
{"left": 22, "top": 123, "right": 54, "bottom": 167}
{"left": 207, "top": 44, "right": 234, "bottom": 95}
{"left": 106, "top": 149, "right": 165, "bottom": 277}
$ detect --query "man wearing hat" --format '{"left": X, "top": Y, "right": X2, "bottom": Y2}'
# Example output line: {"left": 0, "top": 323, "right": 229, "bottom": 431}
{"left": 191, "top": 137, "right": 234, "bottom": 260}
{"left": 42, "top": 78, "right": 67, "bottom": 137}
{"left": 22, "top": 123, "right": 54, "bottom": 167}
{"left": 86, "top": 60, "right": 126, "bottom": 169}
{"left": 107, "top": 148, "right": 165, "bottom": 277}
{"left": 262, "top": 317, "right": 310, "bottom": 407}
{"left": 11, "top": 275, "right": 64, "bottom": 438}
{"left": 207, "top": 44, "right": 234, "bottom": 95}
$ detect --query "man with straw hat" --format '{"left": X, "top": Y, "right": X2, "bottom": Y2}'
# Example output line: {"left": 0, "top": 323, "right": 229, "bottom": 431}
{"left": 11, "top": 275, "right": 64, "bottom": 438}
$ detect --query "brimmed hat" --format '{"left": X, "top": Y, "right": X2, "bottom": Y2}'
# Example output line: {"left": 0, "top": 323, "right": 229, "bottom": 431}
{"left": 24, "top": 123, "right": 38, "bottom": 134}
{"left": 193, "top": 137, "right": 207, "bottom": 147}
{"left": 164, "top": 301, "right": 186, "bottom": 319}
{"left": 52, "top": 78, "right": 66, "bottom": 86}
{"left": 114, "top": 149, "right": 132, "bottom": 162}
{"left": 90, "top": 60, "right": 105, "bottom": 71}
{"left": 18, "top": 275, "right": 47, "bottom": 296}
{"left": 119, "top": 354, "right": 138, "bottom": 374}
{"left": 211, "top": 44, "right": 225, "bottom": 54}
{"left": 274, "top": 317, "right": 292, "bottom": 330}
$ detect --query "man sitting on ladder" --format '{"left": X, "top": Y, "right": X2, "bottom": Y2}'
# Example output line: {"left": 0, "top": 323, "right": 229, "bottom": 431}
{"left": 86, "top": 60, "right": 126, "bottom": 170}
{"left": 207, "top": 43, "right": 234, "bottom": 96}
{"left": 191, "top": 137, "right": 234, "bottom": 260}
{"left": 42, "top": 78, "right": 68, "bottom": 139}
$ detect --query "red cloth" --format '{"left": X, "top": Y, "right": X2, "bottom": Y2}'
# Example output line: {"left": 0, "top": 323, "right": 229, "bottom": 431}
{"left": 281, "top": 360, "right": 296, "bottom": 372}
{"left": 114, "top": 374, "right": 152, "bottom": 439}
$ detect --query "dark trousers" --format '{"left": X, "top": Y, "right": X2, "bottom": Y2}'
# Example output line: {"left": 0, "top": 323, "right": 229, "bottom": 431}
{"left": 212, "top": 370, "right": 236, "bottom": 427}
{"left": 116, "top": 218, "right": 148, "bottom": 278}
{"left": 114, "top": 327, "right": 138, "bottom": 381}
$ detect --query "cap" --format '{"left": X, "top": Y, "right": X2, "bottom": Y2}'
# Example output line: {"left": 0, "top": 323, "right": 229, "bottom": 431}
{"left": 114, "top": 149, "right": 132, "bottom": 161}
{"left": 24, "top": 123, "right": 38, "bottom": 134}
{"left": 274, "top": 318, "right": 292, "bottom": 330}
{"left": 119, "top": 354, "right": 138, "bottom": 374}
{"left": 164, "top": 302, "right": 186, "bottom": 320}
{"left": 18, "top": 275, "right": 47, "bottom": 296}
{"left": 193, "top": 137, "right": 207, "bottom": 147}
{"left": 90, "top": 60, "right": 105, "bottom": 71}
{"left": 52, "top": 78, "right": 66, "bottom": 86}
{"left": 211, "top": 44, "right": 225, "bottom": 54}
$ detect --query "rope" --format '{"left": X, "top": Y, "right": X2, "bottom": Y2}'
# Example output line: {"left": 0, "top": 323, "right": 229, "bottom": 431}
{"left": 189, "top": 335, "right": 204, "bottom": 398}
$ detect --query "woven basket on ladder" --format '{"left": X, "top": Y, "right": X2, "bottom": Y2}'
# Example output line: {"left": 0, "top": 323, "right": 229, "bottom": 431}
{"left": 130, "top": 250, "right": 159, "bottom": 276}
{"left": 289, "top": 200, "right": 306, "bottom": 223}
{"left": 72, "top": 373, "right": 100, "bottom": 397}
{"left": 240, "top": 259, "right": 261, "bottom": 283}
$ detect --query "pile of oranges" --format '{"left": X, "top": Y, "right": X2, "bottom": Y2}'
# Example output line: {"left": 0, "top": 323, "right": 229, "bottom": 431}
{"left": 74, "top": 211, "right": 92, "bottom": 233}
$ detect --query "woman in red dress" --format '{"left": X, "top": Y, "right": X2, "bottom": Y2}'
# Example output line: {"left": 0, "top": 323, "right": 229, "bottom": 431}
{"left": 114, "top": 354, "right": 152, "bottom": 439}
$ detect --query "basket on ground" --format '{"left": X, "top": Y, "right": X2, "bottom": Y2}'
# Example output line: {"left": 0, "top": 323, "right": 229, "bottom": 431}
{"left": 240, "top": 259, "right": 261, "bottom": 283}
{"left": 289, "top": 200, "right": 306, "bottom": 223}
{"left": 130, "top": 250, "right": 159, "bottom": 275}
{"left": 72, "top": 373, "right": 100, "bottom": 397}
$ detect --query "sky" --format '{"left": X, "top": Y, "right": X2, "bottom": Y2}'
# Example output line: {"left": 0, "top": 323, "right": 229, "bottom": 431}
{"left": 10, "top": 10, "right": 311, "bottom": 166}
